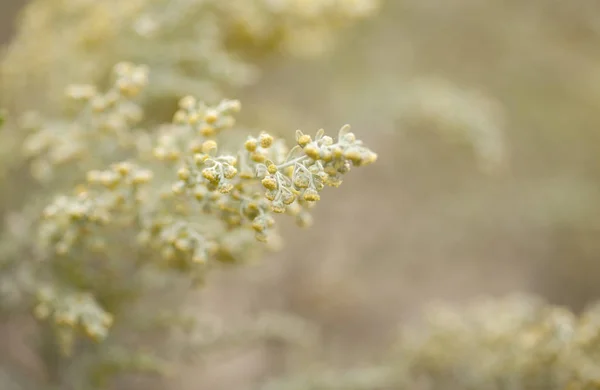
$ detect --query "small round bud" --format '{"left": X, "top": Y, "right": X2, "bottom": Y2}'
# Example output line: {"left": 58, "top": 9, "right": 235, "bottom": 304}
{"left": 282, "top": 191, "right": 296, "bottom": 205}
{"left": 255, "top": 231, "right": 268, "bottom": 243}
{"left": 261, "top": 176, "right": 278, "bottom": 190}
{"left": 218, "top": 182, "right": 234, "bottom": 194}
{"left": 259, "top": 132, "right": 274, "bottom": 148}
{"left": 204, "top": 110, "right": 219, "bottom": 124}
{"left": 293, "top": 174, "right": 310, "bottom": 189}
{"left": 332, "top": 146, "right": 344, "bottom": 159}
{"left": 202, "top": 168, "right": 219, "bottom": 183}
{"left": 245, "top": 138, "right": 258, "bottom": 152}
{"left": 320, "top": 149, "right": 333, "bottom": 162}
{"left": 303, "top": 188, "right": 320, "bottom": 202}
{"left": 265, "top": 190, "right": 277, "bottom": 201}
{"left": 223, "top": 165, "right": 238, "bottom": 179}
{"left": 267, "top": 163, "right": 278, "bottom": 174}
{"left": 304, "top": 144, "right": 320, "bottom": 160}
{"left": 177, "top": 166, "right": 190, "bottom": 180}
{"left": 271, "top": 201, "right": 286, "bottom": 214}
{"left": 189, "top": 140, "right": 203, "bottom": 153}
{"left": 239, "top": 170, "right": 254, "bottom": 179}
{"left": 201, "top": 140, "right": 218, "bottom": 154}
{"left": 343, "top": 148, "right": 363, "bottom": 165}
{"left": 326, "top": 176, "right": 343, "bottom": 187}
{"left": 298, "top": 134, "right": 312, "bottom": 147}
{"left": 251, "top": 152, "right": 266, "bottom": 163}
{"left": 200, "top": 125, "right": 215, "bottom": 137}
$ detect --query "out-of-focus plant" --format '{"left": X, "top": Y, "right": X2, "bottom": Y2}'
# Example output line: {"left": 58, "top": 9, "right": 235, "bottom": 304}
{"left": 396, "top": 78, "right": 507, "bottom": 174}
{"left": 0, "top": 61, "right": 377, "bottom": 388}
{"left": 1, "top": 0, "right": 379, "bottom": 112}
{"left": 0, "top": 0, "right": 381, "bottom": 388}
{"left": 259, "top": 295, "right": 600, "bottom": 390}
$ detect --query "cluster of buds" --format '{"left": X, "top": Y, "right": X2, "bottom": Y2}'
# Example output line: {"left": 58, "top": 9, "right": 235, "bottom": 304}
{"left": 256, "top": 125, "right": 377, "bottom": 212}
{"left": 225, "top": 0, "right": 380, "bottom": 57}
{"left": 161, "top": 97, "right": 376, "bottom": 246}
{"left": 391, "top": 295, "right": 600, "bottom": 390}
{"left": 34, "top": 287, "right": 114, "bottom": 355}
{"left": 39, "top": 161, "right": 153, "bottom": 255}
{"left": 22, "top": 62, "right": 149, "bottom": 182}
{"left": 28, "top": 63, "right": 377, "bottom": 350}
{"left": 153, "top": 97, "right": 241, "bottom": 163}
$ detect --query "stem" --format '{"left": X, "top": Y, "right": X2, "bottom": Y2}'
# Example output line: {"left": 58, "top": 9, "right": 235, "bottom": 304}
{"left": 276, "top": 155, "right": 308, "bottom": 170}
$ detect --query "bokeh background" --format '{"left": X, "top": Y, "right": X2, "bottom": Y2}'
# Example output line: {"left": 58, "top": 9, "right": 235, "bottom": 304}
{"left": 2, "top": 0, "right": 600, "bottom": 388}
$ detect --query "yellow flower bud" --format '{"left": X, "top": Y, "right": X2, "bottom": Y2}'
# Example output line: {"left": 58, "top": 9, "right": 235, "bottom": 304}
{"left": 223, "top": 165, "right": 238, "bottom": 179}
{"left": 200, "top": 125, "right": 216, "bottom": 137}
{"left": 177, "top": 166, "right": 190, "bottom": 180}
{"left": 261, "top": 176, "right": 278, "bottom": 190}
{"left": 271, "top": 201, "right": 286, "bottom": 214}
{"left": 259, "top": 133, "right": 274, "bottom": 148}
{"left": 218, "top": 182, "right": 234, "bottom": 194}
{"left": 267, "top": 163, "right": 278, "bottom": 174}
{"left": 202, "top": 168, "right": 219, "bottom": 183}
{"left": 298, "top": 134, "right": 312, "bottom": 147}
{"left": 303, "top": 188, "right": 320, "bottom": 202}
{"left": 304, "top": 144, "right": 320, "bottom": 160}
{"left": 343, "top": 148, "right": 362, "bottom": 164}
{"left": 201, "top": 140, "right": 218, "bottom": 154}
{"left": 251, "top": 152, "right": 266, "bottom": 163}
{"left": 245, "top": 138, "right": 258, "bottom": 152}
{"left": 204, "top": 110, "right": 219, "bottom": 124}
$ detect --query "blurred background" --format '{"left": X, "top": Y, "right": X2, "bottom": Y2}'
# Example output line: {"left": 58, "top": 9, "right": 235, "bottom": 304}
{"left": 2, "top": 0, "right": 600, "bottom": 388}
